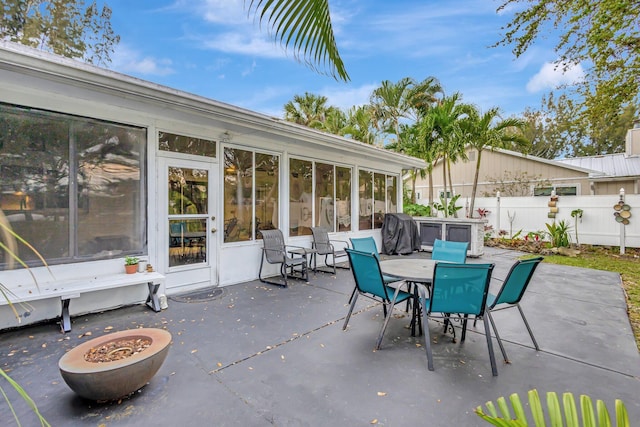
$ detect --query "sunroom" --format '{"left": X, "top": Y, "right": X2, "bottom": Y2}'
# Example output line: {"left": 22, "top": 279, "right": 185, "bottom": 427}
{"left": 0, "top": 41, "right": 424, "bottom": 329}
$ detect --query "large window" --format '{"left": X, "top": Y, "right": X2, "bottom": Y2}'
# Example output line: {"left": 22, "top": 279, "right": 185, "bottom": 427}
{"left": 359, "top": 169, "right": 399, "bottom": 230}
{"left": 0, "top": 103, "right": 146, "bottom": 268}
{"left": 290, "top": 159, "right": 352, "bottom": 236}
{"left": 223, "top": 147, "right": 279, "bottom": 242}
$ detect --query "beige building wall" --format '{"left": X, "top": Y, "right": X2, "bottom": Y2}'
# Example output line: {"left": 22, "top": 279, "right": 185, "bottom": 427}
{"left": 626, "top": 127, "right": 640, "bottom": 156}
{"left": 414, "top": 148, "right": 591, "bottom": 199}
{"left": 593, "top": 180, "right": 637, "bottom": 195}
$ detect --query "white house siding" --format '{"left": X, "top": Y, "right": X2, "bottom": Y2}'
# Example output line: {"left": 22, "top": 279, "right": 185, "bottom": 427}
{"left": 0, "top": 42, "right": 423, "bottom": 329}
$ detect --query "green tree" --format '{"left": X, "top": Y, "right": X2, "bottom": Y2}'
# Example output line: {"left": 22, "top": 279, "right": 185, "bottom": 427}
{"left": 460, "top": 106, "right": 527, "bottom": 215}
{"left": 429, "top": 93, "right": 470, "bottom": 216}
{"left": 496, "top": 0, "right": 640, "bottom": 121}
{"left": 0, "top": 0, "right": 120, "bottom": 65}
{"left": 283, "top": 92, "right": 333, "bottom": 129}
{"left": 343, "top": 105, "right": 377, "bottom": 145}
{"left": 370, "top": 76, "right": 442, "bottom": 143}
{"left": 246, "top": 0, "right": 348, "bottom": 81}
{"left": 518, "top": 93, "right": 638, "bottom": 159}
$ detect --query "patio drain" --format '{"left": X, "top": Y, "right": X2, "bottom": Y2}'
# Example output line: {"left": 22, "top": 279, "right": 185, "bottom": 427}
{"left": 169, "top": 287, "right": 225, "bottom": 303}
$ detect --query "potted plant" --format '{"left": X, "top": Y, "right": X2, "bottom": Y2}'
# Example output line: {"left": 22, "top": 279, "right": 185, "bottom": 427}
{"left": 124, "top": 256, "right": 139, "bottom": 274}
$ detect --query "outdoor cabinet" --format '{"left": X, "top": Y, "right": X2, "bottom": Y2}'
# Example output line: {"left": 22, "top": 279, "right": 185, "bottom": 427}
{"left": 414, "top": 217, "right": 487, "bottom": 257}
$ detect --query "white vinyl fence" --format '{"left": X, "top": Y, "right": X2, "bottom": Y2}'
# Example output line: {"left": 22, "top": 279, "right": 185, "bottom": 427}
{"left": 419, "top": 193, "right": 640, "bottom": 249}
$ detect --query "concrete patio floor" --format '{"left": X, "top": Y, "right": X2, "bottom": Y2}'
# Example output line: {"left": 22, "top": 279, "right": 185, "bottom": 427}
{"left": 2, "top": 247, "right": 639, "bottom": 426}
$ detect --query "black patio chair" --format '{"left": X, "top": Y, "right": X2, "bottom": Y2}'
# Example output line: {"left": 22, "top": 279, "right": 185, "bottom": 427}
{"left": 310, "top": 226, "right": 349, "bottom": 274}
{"left": 258, "top": 229, "right": 309, "bottom": 288}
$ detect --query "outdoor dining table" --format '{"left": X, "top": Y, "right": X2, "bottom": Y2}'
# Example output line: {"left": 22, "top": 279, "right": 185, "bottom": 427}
{"left": 379, "top": 258, "right": 438, "bottom": 337}
{"left": 379, "top": 258, "right": 437, "bottom": 284}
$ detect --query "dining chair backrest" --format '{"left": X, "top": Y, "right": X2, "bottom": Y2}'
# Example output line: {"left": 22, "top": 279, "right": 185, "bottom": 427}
{"left": 349, "top": 237, "right": 380, "bottom": 259}
{"left": 429, "top": 263, "right": 494, "bottom": 316}
{"left": 259, "top": 229, "right": 286, "bottom": 264}
{"left": 345, "top": 249, "right": 390, "bottom": 300}
{"left": 491, "top": 257, "right": 543, "bottom": 308}
{"left": 431, "top": 239, "right": 468, "bottom": 263}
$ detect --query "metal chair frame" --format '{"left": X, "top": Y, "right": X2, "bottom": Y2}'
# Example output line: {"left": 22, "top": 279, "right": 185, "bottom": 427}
{"left": 310, "top": 227, "right": 349, "bottom": 274}
{"left": 343, "top": 249, "right": 417, "bottom": 350}
{"left": 481, "top": 256, "right": 543, "bottom": 363}
{"left": 258, "top": 229, "right": 309, "bottom": 288}
{"left": 419, "top": 262, "right": 498, "bottom": 376}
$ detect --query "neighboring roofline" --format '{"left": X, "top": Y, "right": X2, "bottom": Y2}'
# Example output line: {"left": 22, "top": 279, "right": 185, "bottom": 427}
{"left": 0, "top": 41, "right": 425, "bottom": 169}
{"left": 486, "top": 146, "right": 602, "bottom": 175}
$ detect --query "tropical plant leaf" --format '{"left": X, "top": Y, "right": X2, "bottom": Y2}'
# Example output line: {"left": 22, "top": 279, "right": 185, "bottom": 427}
{"left": 547, "top": 392, "right": 563, "bottom": 427}
{"left": 0, "top": 368, "right": 51, "bottom": 426}
{"left": 614, "top": 400, "right": 629, "bottom": 427}
{"left": 528, "top": 389, "right": 546, "bottom": 427}
{"left": 580, "top": 395, "right": 596, "bottom": 427}
{"left": 246, "top": 0, "right": 349, "bottom": 81}
{"left": 563, "top": 392, "right": 579, "bottom": 426}
{"left": 476, "top": 390, "right": 631, "bottom": 427}
{"left": 511, "top": 392, "right": 528, "bottom": 425}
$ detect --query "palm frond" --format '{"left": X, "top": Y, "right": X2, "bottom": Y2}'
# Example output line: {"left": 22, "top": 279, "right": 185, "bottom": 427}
{"left": 247, "top": 0, "right": 349, "bottom": 81}
{"left": 475, "top": 389, "right": 631, "bottom": 426}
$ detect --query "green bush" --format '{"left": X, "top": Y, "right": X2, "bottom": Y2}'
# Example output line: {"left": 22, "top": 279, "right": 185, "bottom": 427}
{"left": 403, "top": 203, "right": 431, "bottom": 217}
{"left": 546, "top": 220, "right": 572, "bottom": 247}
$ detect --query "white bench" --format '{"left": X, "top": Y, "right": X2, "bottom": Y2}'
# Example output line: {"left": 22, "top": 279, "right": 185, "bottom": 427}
{"left": 0, "top": 272, "right": 165, "bottom": 332}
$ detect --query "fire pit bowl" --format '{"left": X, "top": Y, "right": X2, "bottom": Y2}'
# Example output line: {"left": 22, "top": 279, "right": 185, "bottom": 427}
{"left": 59, "top": 328, "right": 172, "bottom": 401}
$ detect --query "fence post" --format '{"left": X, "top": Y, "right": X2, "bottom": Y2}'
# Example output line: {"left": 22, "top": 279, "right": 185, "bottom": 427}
{"left": 620, "top": 188, "right": 626, "bottom": 255}
{"left": 496, "top": 191, "right": 501, "bottom": 236}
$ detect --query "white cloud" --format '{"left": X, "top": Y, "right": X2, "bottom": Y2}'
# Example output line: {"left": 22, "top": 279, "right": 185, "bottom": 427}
{"left": 201, "top": 31, "right": 286, "bottom": 59}
{"left": 526, "top": 61, "right": 584, "bottom": 92}
{"left": 200, "top": 0, "right": 245, "bottom": 24}
{"left": 321, "top": 83, "right": 378, "bottom": 110}
{"left": 110, "top": 44, "right": 175, "bottom": 76}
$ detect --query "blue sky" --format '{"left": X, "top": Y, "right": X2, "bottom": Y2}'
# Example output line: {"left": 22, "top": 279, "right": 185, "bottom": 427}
{"left": 106, "top": 0, "right": 583, "bottom": 119}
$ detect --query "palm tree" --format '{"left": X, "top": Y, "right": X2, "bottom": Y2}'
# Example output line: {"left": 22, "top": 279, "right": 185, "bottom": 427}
{"left": 461, "top": 106, "right": 527, "bottom": 215}
{"left": 370, "top": 77, "right": 415, "bottom": 140}
{"left": 370, "top": 76, "right": 443, "bottom": 143}
{"left": 246, "top": 0, "right": 348, "bottom": 81}
{"left": 343, "top": 105, "right": 377, "bottom": 144}
{"left": 319, "top": 107, "right": 348, "bottom": 135}
{"left": 428, "top": 93, "right": 470, "bottom": 216}
{"left": 283, "top": 92, "right": 332, "bottom": 128}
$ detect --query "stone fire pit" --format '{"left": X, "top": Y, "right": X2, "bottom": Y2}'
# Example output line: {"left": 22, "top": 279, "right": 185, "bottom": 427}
{"left": 58, "top": 328, "right": 171, "bottom": 401}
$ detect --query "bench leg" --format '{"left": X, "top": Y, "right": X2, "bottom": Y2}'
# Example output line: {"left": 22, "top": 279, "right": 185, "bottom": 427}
{"left": 60, "top": 298, "right": 72, "bottom": 333}
{"left": 146, "top": 282, "right": 161, "bottom": 312}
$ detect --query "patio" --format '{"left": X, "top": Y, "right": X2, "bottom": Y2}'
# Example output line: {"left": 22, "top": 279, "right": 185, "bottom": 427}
{"left": 2, "top": 247, "right": 639, "bottom": 426}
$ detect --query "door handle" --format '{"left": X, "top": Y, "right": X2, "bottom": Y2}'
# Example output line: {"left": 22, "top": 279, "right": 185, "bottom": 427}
{"left": 211, "top": 228, "right": 217, "bottom": 234}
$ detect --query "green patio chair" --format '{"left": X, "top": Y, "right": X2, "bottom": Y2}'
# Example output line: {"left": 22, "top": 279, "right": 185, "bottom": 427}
{"left": 419, "top": 262, "right": 498, "bottom": 376}
{"left": 431, "top": 239, "right": 468, "bottom": 263}
{"left": 480, "top": 256, "right": 544, "bottom": 363}
{"left": 343, "top": 249, "right": 416, "bottom": 350}
{"left": 348, "top": 236, "right": 398, "bottom": 302}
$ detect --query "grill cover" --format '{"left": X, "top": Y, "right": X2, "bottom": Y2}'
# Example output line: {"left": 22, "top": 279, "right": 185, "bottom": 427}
{"left": 381, "top": 213, "right": 420, "bottom": 255}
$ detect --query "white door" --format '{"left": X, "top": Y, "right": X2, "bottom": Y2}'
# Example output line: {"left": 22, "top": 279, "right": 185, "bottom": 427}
{"left": 159, "top": 158, "right": 218, "bottom": 292}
